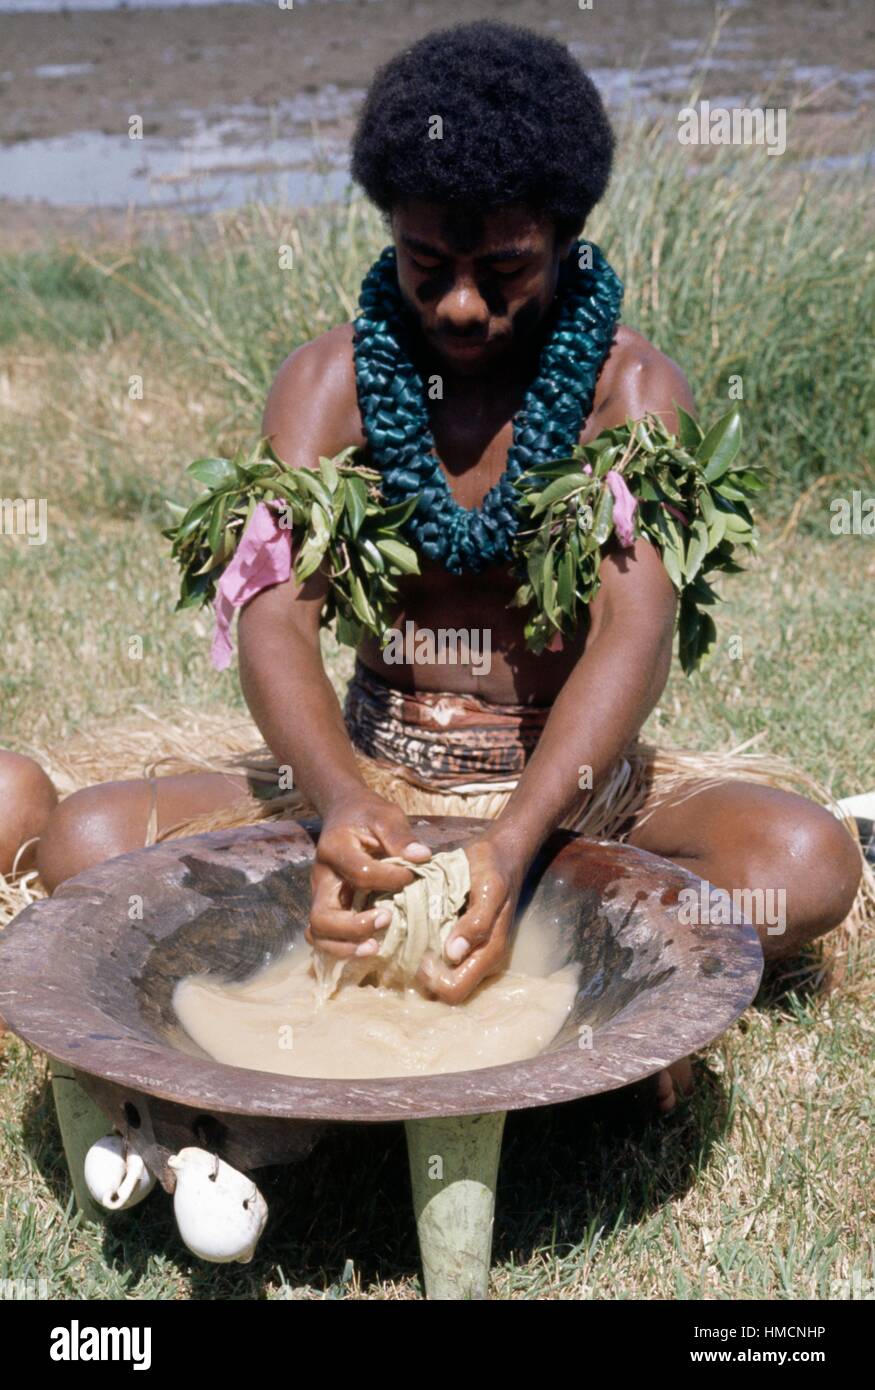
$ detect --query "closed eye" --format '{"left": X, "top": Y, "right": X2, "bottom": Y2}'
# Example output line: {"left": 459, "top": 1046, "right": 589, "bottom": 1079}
{"left": 489, "top": 264, "right": 527, "bottom": 280}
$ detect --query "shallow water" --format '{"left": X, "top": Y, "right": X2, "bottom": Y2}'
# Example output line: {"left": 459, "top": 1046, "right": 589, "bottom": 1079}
{"left": 0, "top": 118, "right": 350, "bottom": 211}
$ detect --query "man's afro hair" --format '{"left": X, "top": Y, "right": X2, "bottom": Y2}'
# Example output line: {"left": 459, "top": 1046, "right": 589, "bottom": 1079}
{"left": 351, "top": 20, "right": 615, "bottom": 236}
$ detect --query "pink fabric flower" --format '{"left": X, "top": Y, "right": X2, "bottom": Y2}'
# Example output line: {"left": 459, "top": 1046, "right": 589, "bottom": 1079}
{"left": 582, "top": 463, "right": 638, "bottom": 548}
{"left": 210, "top": 502, "right": 292, "bottom": 670}
{"left": 605, "top": 471, "right": 638, "bottom": 548}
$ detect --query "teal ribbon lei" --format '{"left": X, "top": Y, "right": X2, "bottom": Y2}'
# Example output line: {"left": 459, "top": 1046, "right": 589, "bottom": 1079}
{"left": 352, "top": 240, "right": 624, "bottom": 573}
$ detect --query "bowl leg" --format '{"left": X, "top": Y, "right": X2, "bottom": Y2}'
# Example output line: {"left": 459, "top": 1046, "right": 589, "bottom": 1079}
{"left": 49, "top": 1061, "right": 113, "bottom": 1224}
{"left": 405, "top": 1110, "right": 506, "bottom": 1300}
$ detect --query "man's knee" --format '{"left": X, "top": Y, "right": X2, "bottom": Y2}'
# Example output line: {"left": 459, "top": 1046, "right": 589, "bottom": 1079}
{"left": 749, "top": 797, "right": 862, "bottom": 947}
{"left": 36, "top": 781, "right": 151, "bottom": 894}
{"left": 0, "top": 750, "right": 58, "bottom": 874}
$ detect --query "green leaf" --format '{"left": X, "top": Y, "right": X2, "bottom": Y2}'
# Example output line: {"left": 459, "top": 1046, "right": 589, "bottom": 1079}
{"left": 683, "top": 516, "right": 709, "bottom": 582}
{"left": 241, "top": 492, "right": 258, "bottom": 534}
{"left": 680, "top": 609, "right": 718, "bottom": 672}
{"left": 732, "top": 469, "right": 766, "bottom": 491}
{"left": 524, "top": 456, "right": 578, "bottom": 478}
{"left": 557, "top": 547, "right": 575, "bottom": 613}
{"left": 715, "top": 479, "right": 755, "bottom": 502}
{"left": 633, "top": 476, "right": 661, "bottom": 502}
{"left": 654, "top": 471, "right": 684, "bottom": 503}
{"left": 706, "top": 507, "right": 727, "bottom": 548}
{"left": 632, "top": 418, "right": 659, "bottom": 450}
{"left": 207, "top": 493, "right": 229, "bottom": 557}
{"left": 175, "top": 570, "right": 214, "bottom": 611}
{"left": 187, "top": 456, "right": 238, "bottom": 489}
{"left": 335, "top": 611, "right": 362, "bottom": 647}
{"left": 698, "top": 410, "right": 742, "bottom": 482}
{"left": 715, "top": 497, "right": 754, "bottom": 536}
{"left": 592, "top": 446, "right": 621, "bottom": 479}
{"left": 344, "top": 477, "right": 368, "bottom": 537}
{"left": 592, "top": 485, "right": 615, "bottom": 545}
{"left": 697, "top": 488, "right": 716, "bottom": 523}
{"left": 376, "top": 537, "right": 420, "bottom": 573}
{"left": 375, "top": 496, "right": 420, "bottom": 528}
{"left": 360, "top": 538, "right": 385, "bottom": 572}
{"left": 528, "top": 473, "right": 591, "bottom": 517}
{"left": 689, "top": 574, "right": 719, "bottom": 605}
{"left": 171, "top": 495, "right": 214, "bottom": 543}
{"left": 651, "top": 507, "right": 684, "bottom": 587}
{"left": 349, "top": 572, "right": 376, "bottom": 627}
{"left": 332, "top": 445, "right": 362, "bottom": 471}
{"left": 676, "top": 406, "right": 704, "bottom": 450}
{"left": 541, "top": 548, "right": 559, "bottom": 623}
{"left": 295, "top": 469, "right": 334, "bottom": 512}
{"left": 329, "top": 477, "right": 347, "bottom": 524}
{"left": 319, "top": 454, "right": 340, "bottom": 492}
{"left": 527, "top": 546, "right": 546, "bottom": 603}
{"left": 191, "top": 546, "right": 222, "bottom": 577}
{"left": 294, "top": 502, "right": 332, "bottom": 581}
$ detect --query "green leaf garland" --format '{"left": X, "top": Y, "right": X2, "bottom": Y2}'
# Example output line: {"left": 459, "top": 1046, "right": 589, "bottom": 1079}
{"left": 165, "top": 408, "right": 763, "bottom": 673}
{"left": 163, "top": 436, "right": 421, "bottom": 647}
{"left": 512, "top": 407, "right": 764, "bottom": 670}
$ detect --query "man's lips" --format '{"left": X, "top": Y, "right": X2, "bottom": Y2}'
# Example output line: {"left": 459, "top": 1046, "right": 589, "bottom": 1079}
{"left": 431, "top": 332, "right": 500, "bottom": 357}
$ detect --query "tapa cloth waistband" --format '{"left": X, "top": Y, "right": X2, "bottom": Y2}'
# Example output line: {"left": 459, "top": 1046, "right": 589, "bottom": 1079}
{"left": 342, "top": 659, "right": 553, "bottom": 789}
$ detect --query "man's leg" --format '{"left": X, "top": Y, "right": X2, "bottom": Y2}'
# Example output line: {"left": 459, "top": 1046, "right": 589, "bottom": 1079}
{"left": 35, "top": 770, "right": 251, "bottom": 893}
{"left": 0, "top": 750, "right": 59, "bottom": 875}
{"left": 624, "top": 779, "right": 863, "bottom": 1111}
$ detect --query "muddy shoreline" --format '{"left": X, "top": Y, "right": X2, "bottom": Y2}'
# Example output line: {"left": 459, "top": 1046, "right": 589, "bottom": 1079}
{"left": 3, "top": 0, "right": 873, "bottom": 144}
{"left": 0, "top": 0, "right": 872, "bottom": 246}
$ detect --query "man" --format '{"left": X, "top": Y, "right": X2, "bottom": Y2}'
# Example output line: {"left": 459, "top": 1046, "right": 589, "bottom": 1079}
{"left": 29, "top": 21, "right": 863, "bottom": 1110}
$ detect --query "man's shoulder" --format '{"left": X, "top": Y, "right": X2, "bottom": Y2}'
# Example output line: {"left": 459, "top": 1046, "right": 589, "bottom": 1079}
{"left": 610, "top": 324, "right": 681, "bottom": 374}
{"left": 588, "top": 325, "right": 696, "bottom": 436}
{"left": 273, "top": 322, "right": 357, "bottom": 378}
{"left": 261, "top": 324, "right": 365, "bottom": 464}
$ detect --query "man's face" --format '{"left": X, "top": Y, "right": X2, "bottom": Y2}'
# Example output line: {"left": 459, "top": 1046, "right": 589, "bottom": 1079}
{"left": 391, "top": 201, "right": 576, "bottom": 376}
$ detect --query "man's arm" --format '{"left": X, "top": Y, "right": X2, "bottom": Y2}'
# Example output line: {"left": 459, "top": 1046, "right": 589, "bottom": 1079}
{"left": 427, "top": 347, "right": 696, "bottom": 1002}
{"left": 494, "top": 337, "right": 695, "bottom": 857}
{"left": 491, "top": 535, "right": 677, "bottom": 860}
{"left": 238, "top": 326, "right": 368, "bottom": 814}
{"left": 238, "top": 330, "right": 432, "bottom": 953}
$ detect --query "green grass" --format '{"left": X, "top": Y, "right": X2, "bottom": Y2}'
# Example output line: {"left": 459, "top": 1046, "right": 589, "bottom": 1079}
{"left": 1, "top": 967, "right": 871, "bottom": 1300}
{"left": 0, "top": 112, "right": 873, "bottom": 1300}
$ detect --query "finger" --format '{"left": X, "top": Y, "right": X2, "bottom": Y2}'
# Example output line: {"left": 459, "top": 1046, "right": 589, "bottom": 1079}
{"left": 317, "top": 829, "right": 420, "bottom": 893}
{"left": 420, "top": 936, "right": 508, "bottom": 1005}
{"left": 364, "top": 811, "right": 431, "bottom": 861}
{"left": 444, "top": 885, "right": 506, "bottom": 961}
{"left": 304, "top": 925, "right": 382, "bottom": 961}
{"left": 309, "top": 901, "right": 392, "bottom": 944}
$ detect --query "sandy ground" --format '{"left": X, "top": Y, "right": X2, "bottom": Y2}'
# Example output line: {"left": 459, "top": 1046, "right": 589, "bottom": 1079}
{"left": 0, "top": 0, "right": 872, "bottom": 247}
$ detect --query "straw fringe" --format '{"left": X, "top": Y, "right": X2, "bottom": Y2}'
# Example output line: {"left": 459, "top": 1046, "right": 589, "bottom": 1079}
{"left": 142, "top": 734, "right": 873, "bottom": 994}
{"left": 4, "top": 711, "right": 871, "bottom": 997}
{"left": 15, "top": 703, "right": 265, "bottom": 796}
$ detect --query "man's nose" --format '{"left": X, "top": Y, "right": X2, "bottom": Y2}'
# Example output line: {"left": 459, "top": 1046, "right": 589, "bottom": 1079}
{"left": 436, "top": 275, "right": 490, "bottom": 333}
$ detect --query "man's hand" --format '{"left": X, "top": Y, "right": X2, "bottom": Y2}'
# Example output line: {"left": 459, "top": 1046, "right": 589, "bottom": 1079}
{"left": 307, "top": 791, "right": 431, "bottom": 961}
{"left": 420, "top": 832, "right": 526, "bottom": 1005}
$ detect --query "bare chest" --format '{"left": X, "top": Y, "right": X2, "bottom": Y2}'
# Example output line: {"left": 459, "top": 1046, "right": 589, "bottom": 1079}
{"left": 427, "top": 378, "right": 613, "bottom": 510}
